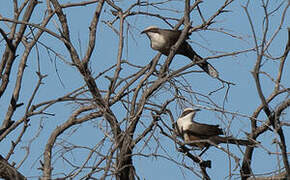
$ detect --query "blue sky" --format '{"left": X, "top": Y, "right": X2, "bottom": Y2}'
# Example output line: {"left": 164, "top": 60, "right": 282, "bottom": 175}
{"left": 0, "top": 0, "right": 289, "bottom": 179}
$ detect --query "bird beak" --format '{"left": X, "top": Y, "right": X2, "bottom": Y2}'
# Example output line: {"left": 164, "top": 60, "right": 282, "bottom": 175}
{"left": 194, "top": 109, "right": 201, "bottom": 112}
{"left": 140, "top": 30, "right": 146, "bottom": 34}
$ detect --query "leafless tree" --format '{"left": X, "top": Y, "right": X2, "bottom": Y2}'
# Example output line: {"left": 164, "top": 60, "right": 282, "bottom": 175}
{"left": 0, "top": 0, "right": 289, "bottom": 179}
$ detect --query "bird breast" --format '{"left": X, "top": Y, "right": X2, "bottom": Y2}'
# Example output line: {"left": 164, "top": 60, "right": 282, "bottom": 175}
{"left": 177, "top": 115, "right": 193, "bottom": 132}
{"left": 147, "top": 32, "right": 167, "bottom": 51}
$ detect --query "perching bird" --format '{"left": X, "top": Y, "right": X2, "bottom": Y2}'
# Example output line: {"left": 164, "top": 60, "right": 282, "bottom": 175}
{"left": 141, "top": 26, "right": 219, "bottom": 78}
{"left": 175, "top": 108, "right": 257, "bottom": 155}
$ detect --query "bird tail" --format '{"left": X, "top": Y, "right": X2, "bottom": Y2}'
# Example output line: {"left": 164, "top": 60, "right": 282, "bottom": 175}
{"left": 197, "top": 61, "right": 219, "bottom": 78}
{"left": 212, "top": 136, "right": 258, "bottom": 146}
{"left": 187, "top": 46, "right": 219, "bottom": 78}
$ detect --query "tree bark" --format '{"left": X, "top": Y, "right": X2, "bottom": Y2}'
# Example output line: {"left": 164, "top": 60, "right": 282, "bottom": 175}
{"left": 116, "top": 136, "right": 135, "bottom": 180}
{"left": 0, "top": 155, "right": 26, "bottom": 180}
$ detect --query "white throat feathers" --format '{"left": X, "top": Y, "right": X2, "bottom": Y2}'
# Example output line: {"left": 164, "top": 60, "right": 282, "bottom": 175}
{"left": 177, "top": 112, "right": 195, "bottom": 132}
{"left": 146, "top": 32, "right": 166, "bottom": 51}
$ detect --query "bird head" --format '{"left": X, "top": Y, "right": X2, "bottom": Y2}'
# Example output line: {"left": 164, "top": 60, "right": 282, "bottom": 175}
{"left": 183, "top": 107, "right": 200, "bottom": 113}
{"left": 180, "top": 108, "right": 200, "bottom": 118}
{"left": 141, "top": 26, "right": 159, "bottom": 34}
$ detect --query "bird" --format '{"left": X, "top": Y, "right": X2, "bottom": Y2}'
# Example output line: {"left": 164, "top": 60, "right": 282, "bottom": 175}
{"left": 141, "top": 26, "right": 219, "bottom": 78}
{"left": 175, "top": 108, "right": 257, "bottom": 155}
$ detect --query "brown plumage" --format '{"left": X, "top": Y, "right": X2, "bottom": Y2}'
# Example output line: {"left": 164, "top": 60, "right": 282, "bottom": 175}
{"left": 141, "top": 26, "right": 219, "bottom": 78}
{"left": 176, "top": 108, "right": 257, "bottom": 150}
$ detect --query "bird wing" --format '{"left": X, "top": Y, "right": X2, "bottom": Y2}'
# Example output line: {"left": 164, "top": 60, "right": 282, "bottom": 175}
{"left": 161, "top": 29, "right": 190, "bottom": 45}
{"left": 186, "top": 121, "right": 224, "bottom": 138}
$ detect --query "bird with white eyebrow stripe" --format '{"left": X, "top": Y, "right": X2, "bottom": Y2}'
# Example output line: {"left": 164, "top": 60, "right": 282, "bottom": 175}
{"left": 141, "top": 26, "right": 219, "bottom": 78}
{"left": 175, "top": 108, "right": 258, "bottom": 156}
